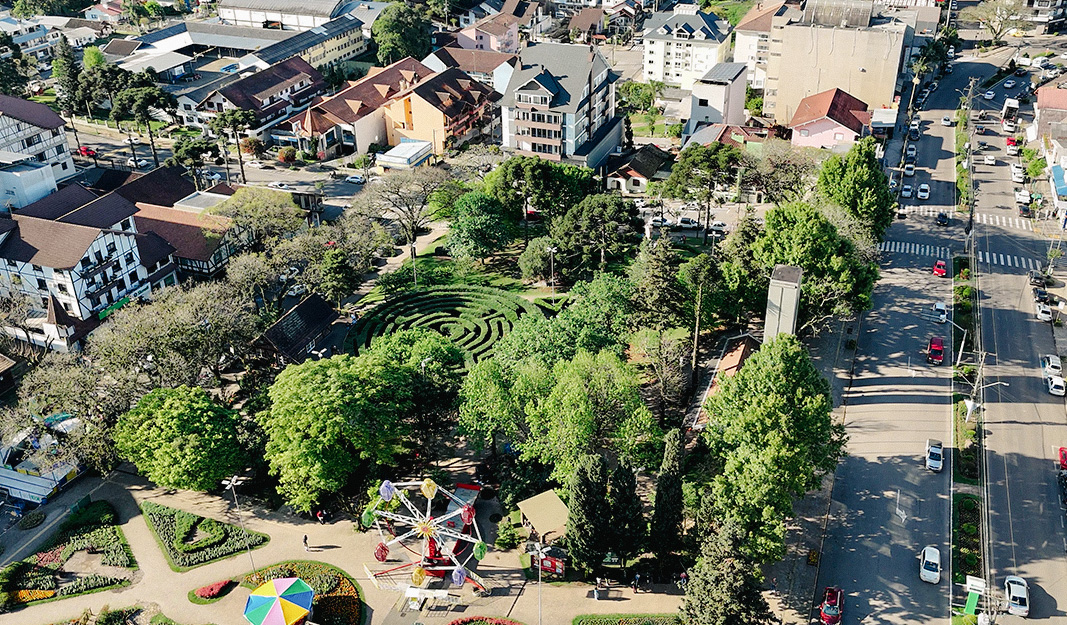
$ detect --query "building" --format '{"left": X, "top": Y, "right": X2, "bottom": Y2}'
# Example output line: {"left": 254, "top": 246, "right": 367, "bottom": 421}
{"left": 340, "top": 1, "right": 390, "bottom": 40}
{"left": 217, "top": 0, "right": 350, "bottom": 30}
{"left": 421, "top": 47, "right": 517, "bottom": 95}
{"left": 456, "top": 12, "right": 520, "bottom": 54}
{"left": 642, "top": 2, "right": 731, "bottom": 90}
{"left": 81, "top": 0, "right": 123, "bottom": 22}
{"left": 683, "top": 62, "right": 747, "bottom": 139}
{"left": 1035, "top": 81, "right": 1067, "bottom": 142}
{"left": 0, "top": 17, "right": 62, "bottom": 66}
{"left": 569, "top": 7, "right": 606, "bottom": 43}
{"left": 0, "top": 95, "right": 76, "bottom": 182}
{"left": 763, "top": 0, "right": 909, "bottom": 123}
{"left": 517, "top": 490, "right": 569, "bottom": 544}
{"left": 382, "top": 68, "right": 500, "bottom": 154}
{"left": 1022, "top": 0, "right": 1066, "bottom": 33}
{"left": 237, "top": 13, "right": 368, "bottom": 69}
{"left": 500, "top": 42, "right": 622, "bottom": 170}
{"left": 258, "top": 293, "right": 339, "bottom": 364}
{"left": 274, "top": 57, "right": 431, "bottom": 158}
{"left": 690, "top": 333, "right": 760, "bottom": 429}
{"left": 732, "top": 1, "right": 787, "bottom": 88}
{"left": 196, "top": 57, "right": 326, "bottom": 142}
{"left": 683, "top": 122, "right": 772, "bottom": 153}
{"left": 0, "top": 151, "right": 57, "bottom": 210}
{"left": 459, "top": 0, "right": 506, "bottom": 27}
{"left": 605, "top": 143, "right": 673, "bottom": 194}
{"left": 788, "top": 88, "right": 869, "bottom": 149}
{"left": 377, "top": 141, "right": 434, "bottom": 169}
{"left": 457, "top": 0, "right": 552, "bottom": 37}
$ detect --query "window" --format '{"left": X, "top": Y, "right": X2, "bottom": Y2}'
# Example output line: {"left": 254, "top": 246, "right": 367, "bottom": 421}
{"left": 5, "top": 259, "right": 15, "bottom": 267}
{"left": 184, "top": 103, "right": 192, "bottom": 110}
{"left": 834, "top": 132, "right": 844, "bottom": 140}
{"left": 698, "top": 98, "right": 708, "bottom": 106}
{"left": 51, "top": 128, "right": 60, "bottom": 137}
{"left": 120, "top": 218, "right": 132, "bottom": 231}
{"left": 31, "top": 264, "right": 41, "bottom": 272}
{"left": 125, "top": 252, "right": 134, "bottom": 264}
{"left": 36, "top": 278, "right": 46, "bottom": 290}
{"left": 58, "top": 283, "right": 67, "bottom": 293}
{"left": 799, "top": 129, "right": 809, "bottom": 137}
{"left": 106, "top": 242, "right": 116, "bottom": 255}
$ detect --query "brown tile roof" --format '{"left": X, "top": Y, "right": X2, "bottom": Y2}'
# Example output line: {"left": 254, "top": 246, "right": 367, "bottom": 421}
{"left": 284, "top": 57, "right": 431, "bottom": 129}
{"left": 692, "top": 334, "right": 760, "bottom": 429}
{"left": 215, "top": 57, "right": 325, "bottom": 122}
{"left": 0, "top": 94, "right": 65, "bottom": 130}
{"left": 16, "top": 184, "right": 99, "bottom": 221}
{"left": 1037, "top": 83, "right": 1067, "bottom": 112}
{"left": 133, "top": 203, "right": 232, "bottom": 262}
{"left": 470, "top": 11, "right": 519, "bottom": 36}
{"left": 789, "top": 88, "right": 869, "bottom": 135}
{"left": 736, "top": 1, "right": 787, "bottom": 32}
{"left": 608, "top": 143, "right": 673, "bottom": 179}
{"left": 261, "top": 293, "right": 338, "bottom": 363}
{"left": 430, "top": 47, "right": 517, "bottom": 77}
{"left": 687, "top": 123, "right": 770, "bottom": 149}
{"left": 79, "top": 168, "right": 143, "bottom": 194}
{"left": 112, "top": 166, "right": 196, "bottom": 207}
{"left": 0, "top": 215, "right": 106, "bottom": 269}
{"left": 400, "top": 68, "right": 498, "bottom": 120}
{"left": 101, "top": 38, "right": 141, "bottom": 58}
{"left": 569, "top": 7, "right": 605, "bottom": 33}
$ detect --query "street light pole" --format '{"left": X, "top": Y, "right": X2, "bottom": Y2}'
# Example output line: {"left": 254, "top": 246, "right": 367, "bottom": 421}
{"left": 547, "top": 247, "right": 557, "bottom": 296}
{"left": 223, "top": 474, "right": 257, "bottom": 577}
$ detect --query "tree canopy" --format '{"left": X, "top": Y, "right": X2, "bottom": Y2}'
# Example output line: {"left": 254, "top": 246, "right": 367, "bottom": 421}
{"left": 447, "top": 191, "right": 514, "bottom": 262}
{"left": 210, "top": 186, "right": 306, "bottom": 244}
{"left": 683, "top": 521, "right": 772, "bottom": 625}
{"left": 551, "top": 194, "right": 640, "bottom": 274}
{"left": 660, "top": 142, "right": 743, "bottom": 213}
{"left": 483, "top": 156, "right": 596, "bottom": 223}
{"left": 567, "top": 454, "right": 610, "bottom": 576}
{"left": 817, "top": 137, "right": 895, "bottom": 240}
{"left": 960, "top": 0, "right": 1027, "bottom": 43}
{"left": 372, "top": 2, "right": 431, "bottom": 65}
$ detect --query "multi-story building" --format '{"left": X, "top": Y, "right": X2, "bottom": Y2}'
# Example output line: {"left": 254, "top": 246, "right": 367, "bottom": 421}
{"left": 762, "top": 0, "right": 909, "bottom": 124}
{"left": 0, "top": 95, "right": 76, "bottom": 182}
{"left": 81, "top": 0, "right": 123, "bottom": 22}
{"left": 642, "top": 2, "right": 731, "bottom": 90}
{"left": 421, "top": 47, "right": 517, "bottom": 95}
{"left": 238, "top": 13, "right": 368, "bottom": 70}
{"left": 0, "top": 150, "right": 57, "bottom": 210}
{"left": 0, "top": 17, "right": 62, "bottom": 67}
{"left": 382, "top": 68, "right": 500, "bottom": 154}
{"left": 683, "top": 62, "right": 748, "bottom": 139}
{"left": 500, "top": 42, "right": 622, "bottom": 170}
{"left": 456, "top": 12, "right": 520, "bottom": 54}
{"left": 218, "top": 0, "right": 349, "bottom": 31}
{"left": 732, "top": 1, "right": 788, "bottom": 89}
{"left": 1022, "top": 0, "right": 1066, "bottom": 33}
{"left": 788, "top": 87, "right": 870, "bottom": 150}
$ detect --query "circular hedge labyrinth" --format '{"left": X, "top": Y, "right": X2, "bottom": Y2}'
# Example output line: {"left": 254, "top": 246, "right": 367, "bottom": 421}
{"left": 348, "top": 285, "right": 543, "bottom": 368}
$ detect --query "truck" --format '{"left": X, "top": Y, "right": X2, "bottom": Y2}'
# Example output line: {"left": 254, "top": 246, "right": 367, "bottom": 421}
{"left": 1007, "top": 136, "right": 1020, "bottom": 156}
{"left": 1002, "top": 98, "right": 1020, "bottom": 122}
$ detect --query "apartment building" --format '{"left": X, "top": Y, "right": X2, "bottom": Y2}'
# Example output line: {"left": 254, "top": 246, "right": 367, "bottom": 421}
{"left": 500, "top": 42, "right": 622, "bottom": 170}
{"left": 0, "top": 16, "right": 62, "bottom": 67}
{"left": 421, "top": 47, "right": 517, "bottom": 95}
{"left": 732, "top": 1, "right": 788, "bottom": 88}
{"left": 382, "top": 68, "right": 500, "bottom": 154}
{"left": 0, "top": 95, "right": 76, "bottom": 182}
{"left": 456, "top": 12, "right": 520, "bottom": 54}
{"left": 683, "top": 62, "right": 748, "bottom": 139}
{"left": 642, "top": 2, "right": 731, "bottom": 90}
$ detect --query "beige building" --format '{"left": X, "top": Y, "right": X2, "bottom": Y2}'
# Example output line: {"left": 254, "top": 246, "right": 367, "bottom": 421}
{"left": 763, "top": 0, "right": 909, "bottom": 123}
{"left": 382, "top": 68, "right": 500, "bottom": 154}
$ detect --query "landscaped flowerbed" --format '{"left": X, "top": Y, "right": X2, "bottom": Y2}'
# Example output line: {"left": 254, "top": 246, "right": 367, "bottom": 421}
{"left": 243, "top": 561, "right": 363, "bottom": 625}
{"left": 449, "top": 618, "right": 527, "bottom": 625}
{"left": 0, "top": 501, "right": 136, "bottom": 610}
{"left": 572, "top": 616, "right": 681, "bottom": 625}
{"left": 141, "top": 501, "right": 269, "bottom": 571}
{"left": 953, "top": 494, "right": 983, "bottom": 584}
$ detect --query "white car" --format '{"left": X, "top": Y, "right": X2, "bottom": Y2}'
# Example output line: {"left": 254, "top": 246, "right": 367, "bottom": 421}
{"left": 909, "top": 120, "right": 920, "bottom": 132}
{"left": 268, "top": 181, "right": 293, "bottom": 190}
{"left": 709, "top": 221, "right": 729, "bottom": 236}
{"left": 984, "top": 155, "right": 996, "bottom": 165}
{"left": 925, "top": 439, "right": 944, "bottom": 472}
{"left": 984, "top": 90, "right": 996, "bottom": 100}
{"left": 901, "top": 185, "right": 914, "bottom": 198}
{"left": 906, "top": 145, "right": 917, "bottom": 158}
{"left": 345, "top": 174, "right": 366, "bottom": 184}
{"left": 1004, "top": 79, "right": 1017, "bottom": 89}
{"left": 1042, "top": 354, "right": 1063, "bottom": 377}
{"left": 903, "top": 163, "right": 916, "bottom": 176}
{"left": 1048, "top": 375, "right": 1066, "bottom": 397}
{"left": 650, "top": 217, "right": 674, "bottom": 228}
{"left": 678, "top": 217, "right": 700, "bottom": 228}
{"left": 917, "top": 184, "right": 930, "bottom": 200}
{"left": 247, "top": 160, "right": 264, "bottom": 168}
{"left": 1005, "top": 576, "right": 1030, "bottom": 617}
{"left": 203, "top": 171, "right": 222, "bottom": 182}
{"left": 1037, "top": 302, "right": 1053, "bottom": 322}
{"left": 919, "top": 546, "right": 941, "bottom": 584}
{"left": 932, "top": 301, "right": 948, "bottom": 323}
{"left": 1011, "top": 162, "right": 1025, "bottom": 175}
{"left": 286, "top": 284, "right": 307, "bottom": 298}
{"left": 941, "top": 116, "right": 953, "bottom": 126}
{"left": 126, "top": 157, "right": 149, "bottom": 168}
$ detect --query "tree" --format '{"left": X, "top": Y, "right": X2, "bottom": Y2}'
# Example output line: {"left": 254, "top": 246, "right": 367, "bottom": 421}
{"left": 662, "top": 143, "right": 742, "bottom": 239}
{"left": 517, "top": 235, "right": 557, "bottom": 282}
{"left": 110, "top": 85, "right": 177, "bottom": 167}
{"left": 567, "top": 454, "right": 610, "bottom": 576}
{"left": 261, "top": 354, "right": 414, "bottom": 511}
{"left": 51, "top": 37, "right": 80, "bottom": 115}
{"left": 448, "top": 191, "right": 514, "bottom": 262}
{"left": 703, "top": 334, "right": 845, "bottom": 563}
{"left": 0, "top": 33, "right": 28, "bottom": 99}
{"left": 369, "top": 166, "right": 451, "bottom": 261}
{"left": 632, "top": 328, "right": 689, "bottom": 428}
{"left": 449, "top": 144, "right": 503, "bottom": 181}
{"left": 607, "top": 461, "right": 645, "bottom": 568}
{"left": 210, "top": 108, "right": 257, "bottom": 184}
{"left": 372, "top": 2, "right": 431, "bottom": 65}
{"left": 679, "top": 253, "right": 716, "bottom": 375}
{"left": 224, "top": 252, "right": 275, "bottom": 307}
{"left": 166, "top": 136, "right": 221, "bottom": 188}
{"left": 483, "top": 155, "right": 596, "bottom": 227}
{"left": 114, "top": 386, "right": 242, "bottom": 491}
{"left": 817, "top": 137, "right": 895, "bottom": 240}
{"left": 459, "top": 356, "right": 554, "bottom": 453}
{"left": 649, "top": 428, "right": 684, "bottom": 559}
{"left": 82, "top": 46, "right": 106, "bottom": 69}
{"left": 209, "top": 186, "right": 306, "bottom": 244}
{"left": 746, "top": 138, "right": 817, "bottom": 205}
{"left": 617, "top": 80, "right": 655, "bottom": 111}
{"left": 683, "top": 522, "right": 772, "bottom": 625}
{"left": 714, "top": 211, "right": 767, "bottom": 323}
{"left": 551, "top": 194, "right": 639, "bottom": 274}
{"left": 752, "top": 202, "right": 879, "bottom": 330}
{"left": 319, "top": 247, "right": 360, "bottom": 304}
{"left": 629, "top": 237, "right": 684, "bottom": 330}
{"left": 961, "top": 0, "right": 1027, "bottom": 43}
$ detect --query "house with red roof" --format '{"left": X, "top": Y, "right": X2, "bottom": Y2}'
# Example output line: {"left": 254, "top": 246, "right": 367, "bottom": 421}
{"left": 788, "top": 88, "right": 870, "bottom": 150}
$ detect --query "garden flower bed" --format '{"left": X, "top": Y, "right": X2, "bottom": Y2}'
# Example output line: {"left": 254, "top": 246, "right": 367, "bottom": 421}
{"left": 141, "top": 501, "right": 269, "bottom": 571}
{"left": 0, "top": 501, "right": 136, "bottom": 610}
{"left": 242, "top": 561, "right": 363, "bottom": 625}
{"left": 572, "top": 616, "right": 681, "bottom": 625}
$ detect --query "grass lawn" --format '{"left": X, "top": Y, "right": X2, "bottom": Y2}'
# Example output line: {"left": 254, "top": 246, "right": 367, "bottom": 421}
{"left": 30, "top": 88, "right": 58, "bottom": 110}
{"left": 628, "top": 113, "right": 668, "bottom": 138}
{"left": 706, "top": 0, "right": 756, "bottom": 26}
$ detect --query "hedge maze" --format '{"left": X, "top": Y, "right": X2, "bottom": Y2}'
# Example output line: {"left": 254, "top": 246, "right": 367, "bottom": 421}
{"left": 350, "top": 286, "right": 542, "bottom": 368}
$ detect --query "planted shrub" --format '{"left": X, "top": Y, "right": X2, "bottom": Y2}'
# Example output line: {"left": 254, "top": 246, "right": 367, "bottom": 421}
{"left": 494, "top": 519, "right": 521, "bottom": 550}
{"left": 141, "top": 502, "right": 269, "bottom": 570}
{"left": 194, "top": 580, "right": 232, "bottom": 599}
{"left": 17, "top": 510, "right": 45, "bottom": 530}
{"left": 56, "top": 575, "right": 126, "bottom": 596}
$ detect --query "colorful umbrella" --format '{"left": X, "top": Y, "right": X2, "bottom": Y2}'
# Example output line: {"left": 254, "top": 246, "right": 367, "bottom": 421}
{"left": 243, "top": 577, "right": 315, "bottom": 625}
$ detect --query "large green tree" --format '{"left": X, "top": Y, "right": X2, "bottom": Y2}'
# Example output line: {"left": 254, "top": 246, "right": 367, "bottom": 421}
{"left": 960, "top": 0, "right": 1027, "bottom": 43}
{"left": 82, "top": 46, "right": 106, "bottom": 69}
{"left": 372, "top": 2, "right": 431, "bottom": 65}
{"left": 210, "top": 186, "right": 306, "bottom": 244}
{"left": 166, "top": 136, "right": 222, "bottom": 188}
{"left": 51, "top": 36, "right": 80, "bottom": 115}
{"left": 261, "top": 354, "right": 415, "bottom": 511}
{"left": 679, "top": 253, "right": 716, "bottom": 374}
{"left": 448, "top": 191, "right": 514, "bottom": 262}
{"left": 713, "top": 211, "right": 766, "bottom": 323}
{"left": 703, "top": 334, "right": 845, "bottom": 563}
{"left": 649, "top": 428, "right": 684, "bottom": 559}
{"left": 607, "top": 460, "right": 646, "bottom": 568}
{"left": 114, "top": 386, "right": 243, "bottom": 491}
{"left": 483, "top": 155, "right": 596, "bottom": 227}
{"left": 567, "top": 453, "right": 610, "bottom": 576}
{"left": 683, "top": 521, "right": 772, "bottom": 625}
{"left": 319, "top": 247, "right": 360, "bottom": 305}
{"left": 551, "top": 194, "right": 640, "bottom": 274}
{"left": 210, "top": 108, "right": 257, "bottom": 184}
{"left": 629, "top": 236, "right": 684, "bottom": 330}
{"left": 660, "top": 142, "right": 742, "bottom": 240}
{"left": 110, "top": 85, "right": 177, "bottom": 167}
{"left": 817, "top": 137, "right": 895, "bottom": 240}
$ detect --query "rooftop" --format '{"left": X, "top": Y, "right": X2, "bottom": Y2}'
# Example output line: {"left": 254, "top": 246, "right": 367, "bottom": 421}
{"left": 0, "top": 215, "right": 111, "bottom": 269}
{"left": 789, "top": 87, "right": 869, "bottom": 135}
{"left": 260, "top": 293, "right": 339, "bottom": 363}
{"left": 423, "top": 47, "right": 517, "bottom": 78}
{"left": 284, "top": 57, "right": 430, "bottom": 128}
{"left": 642, "top": 5, "right": 730, "bottom": 43}
{"left": 398, "top": 68, "right": 499, "bottom": 119}
{"left": 0, "top": 94, "right": 65, "bottom": 130}
{"left": 735, "top": 0, "right": 787, "bottom": 32}
{"left": 500, "top": 42, "right": 612, "bottom": 114}
{"left": 218, "top": 0, "right": 346, "bottom": 17}
{"left": 698, "top": 62, "right": 747, "bottom": 85}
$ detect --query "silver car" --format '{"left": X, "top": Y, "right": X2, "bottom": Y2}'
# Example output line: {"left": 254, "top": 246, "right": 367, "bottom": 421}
{"left": 1005, "top": 576, "right": 1030, "bottom": 617}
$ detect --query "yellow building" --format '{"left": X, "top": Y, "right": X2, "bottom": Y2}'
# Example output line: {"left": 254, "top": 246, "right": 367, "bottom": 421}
{"left": 382, "top": 67, "right": 500, "bottom": 155}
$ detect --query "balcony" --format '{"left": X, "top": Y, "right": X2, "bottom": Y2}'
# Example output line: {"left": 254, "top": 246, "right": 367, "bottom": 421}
{"left": 512, "top": 117, "right": 561, "bottom": 132}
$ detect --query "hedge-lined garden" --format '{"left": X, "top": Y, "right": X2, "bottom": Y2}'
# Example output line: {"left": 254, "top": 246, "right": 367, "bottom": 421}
{"left": 0, "top": 501, "right": 136, "bottom": 610}
{"left": 348, "top": 285, "right": 543, "bottom": 368}
{"left": 141, "top": 501, "right": 269, "bottom": 571}
{"left": 242, "top": 561, "right": 363, "bottom": 625}
{"left": 572, "top": 616, "right": 681, "bottom": 625}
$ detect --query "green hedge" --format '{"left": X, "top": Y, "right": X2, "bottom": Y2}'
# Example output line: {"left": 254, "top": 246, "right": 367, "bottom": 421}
{"left": 572, "top": 616, "right": 681, "bottom": 625}
{"left": 141, "top": 502, "right": 269, "bottom": 571}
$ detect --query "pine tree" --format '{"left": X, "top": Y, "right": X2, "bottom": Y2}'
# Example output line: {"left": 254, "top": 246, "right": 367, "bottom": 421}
{"left": 630, "top": 237, "right": 684, "bottom": 330}
{"left": 650, "top": 428, "right": 684, "bottom": 559}
{"left": 607, "top": 460, "right": 645, "bottom": 568}
{"left": 319, "top": 248, "right": 360, "bottom": 305}
{"left": 683, "top": 521, "right": 771, "bottom": 625}
{"left": 567, "top": 453, "right": 609, "bottom": 577}
{"left": 51, "top": 37, "right": 80, "bottom": 115}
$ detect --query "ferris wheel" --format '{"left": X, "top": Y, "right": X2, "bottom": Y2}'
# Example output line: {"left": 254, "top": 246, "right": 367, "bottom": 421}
{"left": 362, "top": 479, "right": 489, "bottom": 591}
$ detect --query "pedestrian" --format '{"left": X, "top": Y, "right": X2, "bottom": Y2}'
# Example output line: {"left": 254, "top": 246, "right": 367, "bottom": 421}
{"left": 680, "top": 571, "right": 688, "bottom": 589}
{"left": 631, "top": 580, "right": 638, "bottom": 593}
{"left": 303, "top": 535, "right": 309, "bottom": 552}
{"left": 772, "top": 577, "right": 778, "bottom": 594}
{"left": 596, "top": 576, "right": 602, "bottom": 589}
{"left": 593, "top": 587, "right": 600, "bottom": 601}
{"left": 317, "top": 510, "right": 326, "bottom": 525}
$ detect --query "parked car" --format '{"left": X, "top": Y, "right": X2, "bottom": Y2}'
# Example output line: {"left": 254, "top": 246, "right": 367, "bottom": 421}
{"left": 247, "top": 160, "right": 265, "bottom": 168}
{"left": 984, "top": 154, "right": 996, "bottom": 165}
{"left": 902, "top": 185, "right": 914, "bottom": 198}
{"left": 936, "top": 212, "right": 949, "bottom": 226}
{"left": 1042, "top": 354, "right": 1063, "bottom": 377}
{"left": 906, "top": 145, "right": 917, "bottom": 158}
{"left": 819, "top": 587, "right": 843, "bottom": 625}
{"left": 1048, "top": 376, "right": 1066, "bottom": 397}
{"left": 78, "top": 145, "right": 96, "bottom": 157}
{"left": 1015, "top": 188, "right": 1032, "bottom": 204}
{"left": 927, "top": 337, "right": 945, "bottom": 365}
{"left": 708, "top": 221, "right": 729, "bottom": 236}
{"left": 345, "top": 174, "right": 366, "bottom": 184}
{"left": 1033, "top": 287, "right": 1050, "bottom": 303}
{"left": 1005, "top": 79, "right": 1017, "bottom": 89}
{"left": 926, "top": 439, "right": 944, "bottom": 472}
{"left": 1015, "top": 67, "right": 1030, "bottom": 76}
{"left": 903, "top": 163, "right": 916, "bottom": 176}
{"left": 933, "top": 260, "right": 948, "bottom": 277}
{"left": 932, "top": 301, "right": 948, "bottom": 323}
{"left": 677, "top": 217, "right": 700, "bottom": 228}
{"left": 126, "top": 157, "right": 149, "bottom": 168}
{"left": 919, "top": 546, "right": 941, "bottom": 583}
{"left": 917, "top": 184, "right": 930, "bottom": 200}
{"left": 1004, "top": 576, "right": 1030, "bottom": 617}
{"left": 268, "top": 181, "right": 293, "bottom": 190}
{"left": 941, "top": 116, "right": 953, "bottom": 126}
{"left": 650, "top": 217, "right": 674, "bottom": 228}
{"left": 1029, "top": 270, "right": 1051, "bottom": 287}
{"left": 1020, "top": 204, "right": 1033, "bottom": 218}
{"left": 1037, "top": 302, "right": 1054, "bottom": 322}
{"left": 286, "top": 284, "right": 307, "bottom": 298}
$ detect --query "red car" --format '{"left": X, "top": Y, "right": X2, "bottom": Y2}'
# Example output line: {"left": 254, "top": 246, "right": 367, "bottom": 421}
{"left": 78, "top": 146, "right": 96, "bottom": 157}
{"left": 820, "top": 586, "right": 843, "bottom": 625}
{"left": 928, "top": 337, "right": 945, "bottom": 365}
{"left": 933, "top": 260, "right": 948, "bottom": 277}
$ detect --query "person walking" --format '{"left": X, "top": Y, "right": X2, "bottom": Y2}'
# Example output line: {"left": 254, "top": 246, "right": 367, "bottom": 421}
{"left": 317, "top": 510, "right": 326, "bottom": 525}
{"left": 593, "top": 587, "right": 600, "bottom": 601}
{"left": 303, "top": 535, "right": 309, "bottom": 552}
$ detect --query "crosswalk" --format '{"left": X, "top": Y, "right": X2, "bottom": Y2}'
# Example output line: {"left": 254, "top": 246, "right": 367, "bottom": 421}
{"left": 974, "top": 250, "right": 1043, "bottom": 270}
{"left": 878, "top": 241, "right": 951, "bottom": 258}
{"left": 975, "top": 212, "right": 1034, "bottom": 231}
{"left": 879, "top": 240, "right": 1041, "bottom": 272}
{"left": 900, "top": 207, "right": 946, "bottom": 217}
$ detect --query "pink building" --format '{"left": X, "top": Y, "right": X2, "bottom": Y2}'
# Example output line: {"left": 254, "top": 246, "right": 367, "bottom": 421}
{"left": 789, "top": 88, "right": 870, "bottom": 151}
{"left": 456, "top": 12, "right": 519, "bottom": 54}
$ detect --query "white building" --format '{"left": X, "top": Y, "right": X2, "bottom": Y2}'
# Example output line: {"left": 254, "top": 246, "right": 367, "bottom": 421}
{"left": 0, "top": 16, "right": 62, "bottom": 66}
{"left": 683, "top": 62, "right": 748, "bottom": 139}
{"left": 642, "top": 2, "right": 731, "bottom": 90}
{"left": 0, "top": 151, "right": 56, "bottom": 210}
{"left": 0, "top": 94, "right": 76, "bottom": 182}
{"left": 218, "top": 0, "right": 347, "bottom": 30}
{"left": 732, "top": 1, "right": 787, "bottom": 89}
